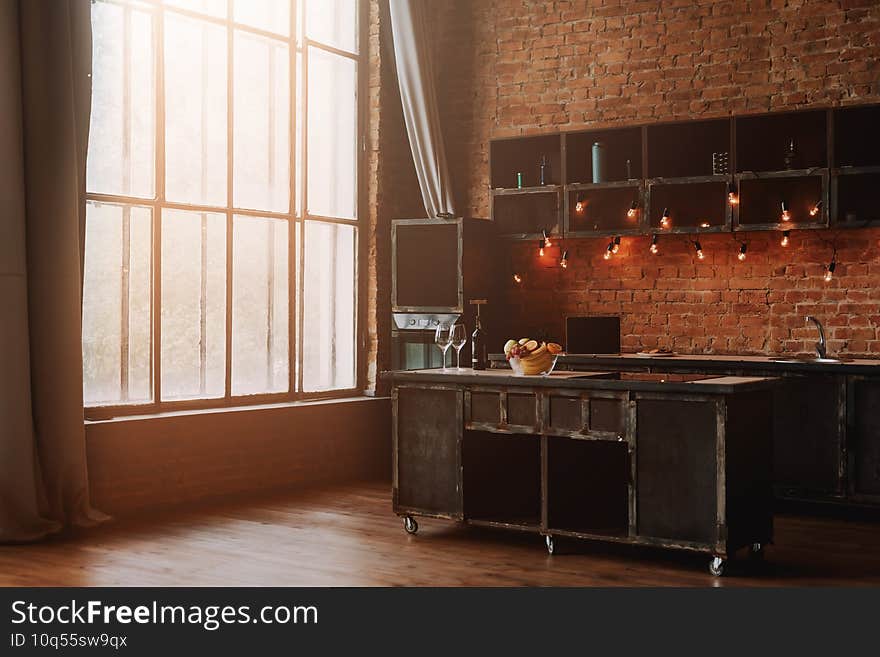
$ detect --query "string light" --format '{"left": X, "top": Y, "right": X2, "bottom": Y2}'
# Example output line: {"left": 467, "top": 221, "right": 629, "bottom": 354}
{"left": 542, "top": 229, "right": 552, "bottom": 248}
{"left": 612, "top": 236, "right": 621, "bottom": 254}
{"left": 660, "top": 207, "right": 671, "bottom": 228}
{"left": 693, "top": 240, "right": 705, "bottom": 260}
{"left": 627, "top": 200, "right": 638, "bottom": 219}
{"left": 780, "top": 230, "right": 790, "bottom": 247}
{"left": 512, "top": 272, "right": 523, "bottom": 284}
{"left": 538, "top": 239, "right": 545, "bottom": 257}
{"left": 560, "top": 250, "right": 569, "bottom": 269}
{"left": 781, "top": 200, "right": 791, "bottom": 222}
{"left": 738, "top": 242, "right": 748, "bottom": 261}
{"left": 728, "top": 183, "right": 739, "bottom": 206}
{"left": 575, "top": 194, "right": 585, "bottom": 213}
{"left": 604, "top": 240, "right": 614, "bottom": 260}
{"left": 699, "top": 221, "right": 711, "bottom": 228}
{"left": 824, "top": 258, "right": 836, "bottom": 282}
{"left": 809, "top": 200, "right": 823, "bottom": 217}
{"left": 649, "top": 234, "right": 659, "bottom": 255}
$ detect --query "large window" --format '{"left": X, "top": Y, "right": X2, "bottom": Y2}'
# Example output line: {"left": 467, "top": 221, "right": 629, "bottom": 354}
{"left": 83, "top": 0, "right": 363, "bottom": 414}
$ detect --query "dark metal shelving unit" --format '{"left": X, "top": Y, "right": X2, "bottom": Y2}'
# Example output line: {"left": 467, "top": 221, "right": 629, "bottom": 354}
{"left": 488, "top": 102, "right": 880, "bottom": 239}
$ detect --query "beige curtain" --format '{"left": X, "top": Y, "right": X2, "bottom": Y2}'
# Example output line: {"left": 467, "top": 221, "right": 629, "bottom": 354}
{"left": 0, "top": 0, "right": 107, "bottom": 542}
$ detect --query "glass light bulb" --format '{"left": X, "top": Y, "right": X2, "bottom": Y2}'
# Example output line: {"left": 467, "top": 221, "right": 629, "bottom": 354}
{"left": 738, "top": 251, "right": 747, "bottom": 261}
{"left": 650, "top": 243, "right": 659, "bottom": 254}
{"left": 728, "top": 192, "right": 739, "bottom": 206}
{"left": 781, "top": 209, "right": 791, "bottom": 222}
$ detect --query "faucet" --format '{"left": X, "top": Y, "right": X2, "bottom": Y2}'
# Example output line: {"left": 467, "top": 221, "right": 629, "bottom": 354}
{"left": 806, "top": 316, "right": 827, "bottom": 360}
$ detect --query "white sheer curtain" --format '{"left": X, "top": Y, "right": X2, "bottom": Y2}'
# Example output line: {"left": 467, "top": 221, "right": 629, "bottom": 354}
{"left": 388, "top": 0, "right": 456, "bottom": 218}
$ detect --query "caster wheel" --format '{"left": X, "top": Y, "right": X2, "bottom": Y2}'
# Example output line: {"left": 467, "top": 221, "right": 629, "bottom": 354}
{"left": 545, "top": 535, "right": 555, "bottom": 555}
{"left": 749, "top": 543, "right": 765, "bottom": 560}
{"left": 403, "top": 516, "right": 418, "bottom": 535}
{"left": 709, "top": 556, "right": 726, "bottom": 577}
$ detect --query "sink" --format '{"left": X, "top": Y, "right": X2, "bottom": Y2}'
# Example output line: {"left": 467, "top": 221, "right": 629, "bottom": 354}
{"left": 768, "top": 356, "right": 844, "bottom": 364}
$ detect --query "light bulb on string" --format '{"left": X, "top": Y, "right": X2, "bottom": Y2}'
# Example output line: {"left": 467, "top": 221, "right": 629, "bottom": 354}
{"left": 738, "top": 242, "right": 748, "bottom": 261}
{"left": 649, "top": 234, "right": 659, "bottom": 255}
{"left": 694, "top": 240, "right": 704, "bottom": 260}
{"left": 728, "top": 183, "right": 739, "bottom": 206}
{"left": 560, "top": 250, "right": 569, "bottom": 269}
{"left": 780, "top": 230, "right": 790, "bottom": 247}
{"left": 542, "top": 229, "right": 552, "bottom": 248}
{"left": 627, "top": 200, "right": 638, "bottom": 219}
{"left": 612, "top": 236, "right": 621, "bottom": 254}
{"left": 781, "top": 200, "right": 791, "bottom": 222}
{"left": 512, "top": 272, "right": 523, "bottom": 284}
{"left": 575, "top": 194, "right": 585, "bottom": 213}
{"left": 604, "top": 241, "right": 614, "bottom": 260}
{"left": 809, "top": 200, "right": 823, "bottom": 217}
{"left": 538, "top": 239, "right": 545, "bottom": 257}
{"left": 660, "top": 207, "right": 671, "bottom": 228}
{"left": 824, "top": 259, "right": 836, "bottom": 282}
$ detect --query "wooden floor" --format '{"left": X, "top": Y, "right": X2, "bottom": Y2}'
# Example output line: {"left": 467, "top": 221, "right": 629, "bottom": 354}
{"left": 2, "top": 482, "right": 879, "bottom": 586}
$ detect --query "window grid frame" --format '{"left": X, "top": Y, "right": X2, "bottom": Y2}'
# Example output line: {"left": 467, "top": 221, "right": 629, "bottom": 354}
{"left": 84, "top": 0, "right": 366, "bottom": 420}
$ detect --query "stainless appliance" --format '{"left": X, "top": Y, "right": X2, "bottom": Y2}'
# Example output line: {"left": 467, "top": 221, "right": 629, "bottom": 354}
{"left": 392, "top": 313, "right": 461, "bottom": 371}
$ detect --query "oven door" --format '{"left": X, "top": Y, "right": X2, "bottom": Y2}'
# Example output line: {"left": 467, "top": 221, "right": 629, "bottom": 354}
{"left": 392, "top": 329, "right": 446, "bottom": 371}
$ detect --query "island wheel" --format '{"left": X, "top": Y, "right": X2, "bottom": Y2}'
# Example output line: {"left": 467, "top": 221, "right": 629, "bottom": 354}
{"left": 709, "top": 556, "right": 726, "bottom": 577}
{"left": 403, "top": 516, "right": 418, "bottom": 535}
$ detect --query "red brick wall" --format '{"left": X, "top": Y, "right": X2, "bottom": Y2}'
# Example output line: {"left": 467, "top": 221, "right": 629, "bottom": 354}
{"left": 429, "top": 0, "right": 880, "bottom": 357}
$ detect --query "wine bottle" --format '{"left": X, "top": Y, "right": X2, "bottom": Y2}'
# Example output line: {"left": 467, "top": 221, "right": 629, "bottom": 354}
{"left": 470, "top": 300, "right": 487, "bottom": 370}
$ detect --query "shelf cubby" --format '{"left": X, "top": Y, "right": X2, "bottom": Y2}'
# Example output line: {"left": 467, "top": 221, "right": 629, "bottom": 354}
{"left": 490, "top": 134, "right": 562, "bottom": 189}
{"left": 834, "top": 169, "right": 880, "bottom": 226}
{"left": 647, "top": 118, "right": 731, "bottom": 179}
{"left": 565, "top": 127, "right": 643, "bottom": 184}
{"left": 490, "top": 187, "right": 562, "bottom": 239}
{"left": 833, "top": 104, "right": 880, "bottom": 169}
{"left": 735, "top": 170, "right": 828, "bottom": 230}
{"left": 546, "top": 437, "right": 629, "bottom": 536}
{"left": 463, "top": 430, "right": 542, "bottom": 527}
{"left": 565, "top": 182, "right": 643, "bottom": 236}
{"left": 646, "top": 177, "right": 730, "bottom": 233}
{"left": 736, "top": 109, "right": 827, "bottom": 173}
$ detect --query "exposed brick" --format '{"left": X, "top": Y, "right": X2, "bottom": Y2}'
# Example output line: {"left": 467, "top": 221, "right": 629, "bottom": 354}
{"left": 422, "top": 0, "right": 880, "bottom": 358}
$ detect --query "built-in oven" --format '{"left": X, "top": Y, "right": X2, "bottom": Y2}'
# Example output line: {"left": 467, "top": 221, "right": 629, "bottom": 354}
{"left": 392, "top": 313, "right": 461, "bottom": 371}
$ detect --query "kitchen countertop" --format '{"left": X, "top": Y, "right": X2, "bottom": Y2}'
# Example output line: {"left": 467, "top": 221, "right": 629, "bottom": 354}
{"left": 385, "top": 368, "right": 778, "bottom": 395}
{"left": 487, "top": 352, "right": 880, "bottom": 376}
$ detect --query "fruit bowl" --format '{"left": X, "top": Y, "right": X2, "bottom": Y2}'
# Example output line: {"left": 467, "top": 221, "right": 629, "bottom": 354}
{"left": 509, "top": 354, "right": 558, "bottom": 376}
{"left": 504, "top": 338, "right": 563, "bottom": 376}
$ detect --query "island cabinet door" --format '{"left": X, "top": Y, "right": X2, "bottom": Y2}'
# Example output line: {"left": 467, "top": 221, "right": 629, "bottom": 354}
{"left": 635, "top": 397, "right": 719, "bottom": 547}
{"left": 393, "top": 385, "right": 463, "bottom": 519}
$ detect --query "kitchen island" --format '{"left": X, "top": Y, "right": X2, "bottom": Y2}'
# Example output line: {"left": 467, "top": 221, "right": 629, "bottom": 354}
{"left": 487, "top": 353, "right": 880, "bottom": 509}
{"left": 386, "top": 368, "right": 778, "bottom": 576}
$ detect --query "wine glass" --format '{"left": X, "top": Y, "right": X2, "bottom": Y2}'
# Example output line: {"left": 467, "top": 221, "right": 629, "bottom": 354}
{"left": 451, "top": 323, "right": 467, "bottom": 369}
{"left": 435, "top": 323, "right": 452, "bottom": 370}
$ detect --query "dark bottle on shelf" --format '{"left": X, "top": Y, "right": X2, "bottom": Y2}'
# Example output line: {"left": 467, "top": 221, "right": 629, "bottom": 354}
{"left": 470, "top": 299, "right": 488, "bottom": 370}
{"left": 539, "top": 155, "right": 549, "bottom": 185}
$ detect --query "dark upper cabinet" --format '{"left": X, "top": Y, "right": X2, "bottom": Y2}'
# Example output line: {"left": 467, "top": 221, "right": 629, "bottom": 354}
{"left": 392, "top": 219, "right": 462, "bottom": 311}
